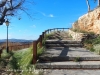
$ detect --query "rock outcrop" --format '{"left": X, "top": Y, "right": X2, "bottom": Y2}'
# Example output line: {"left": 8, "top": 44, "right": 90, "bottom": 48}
{"left": 72, "top": 7, "right": 100, "bottom": 34}
{"left": 68, "top": 29, "right": 84, "bottom": 41}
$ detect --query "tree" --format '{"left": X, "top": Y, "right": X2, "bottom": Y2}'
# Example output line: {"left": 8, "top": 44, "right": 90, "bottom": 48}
{"left": 86, "top": 0, "right": 91, "bottom": 11}
{"left": 0, "top": 0, "right": 34, "bottom": 25}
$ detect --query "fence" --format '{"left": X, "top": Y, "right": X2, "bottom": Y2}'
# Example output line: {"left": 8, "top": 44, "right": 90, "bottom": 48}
{"left": 8, "top": 43, "right": 32, "bottom": 51}
{"left": 0, "top": 42, "right": 32, "bottom": 57}
{"left": 33, "top": 28, "right": 69, "bottom": 64}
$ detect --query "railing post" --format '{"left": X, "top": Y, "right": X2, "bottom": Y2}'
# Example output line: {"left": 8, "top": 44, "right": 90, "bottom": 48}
{"left": 40, "top": 35, "right": 42, "bottom": 48}
{"left": 42, "top": 32, "right": 45, "bottom": 39}
{"left": 33, "top": 41, "right": 37, "bottom": 64}
{"left": 48, "top": 29, "right": 49, "bottom": 34}
{"left": 44, "top": 31, "right": 47, "bottom": 38}
{"left": 45, "top": 30, "right": 47, "bottom": 35}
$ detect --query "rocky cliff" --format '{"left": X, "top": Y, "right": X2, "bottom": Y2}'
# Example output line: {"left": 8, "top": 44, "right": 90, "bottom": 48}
{"left": 72, "top": 7, "right": 100, "bottom": 34}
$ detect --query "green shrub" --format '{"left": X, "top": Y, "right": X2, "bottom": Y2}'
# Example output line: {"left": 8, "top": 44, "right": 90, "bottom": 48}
{"left": 7, "top": 55, "right": 19, "bottom": 70}
{"left": 92, "top": 36, "right": 100, "bottom": 45}
{"left": 84, "top": 44, "right": 94, "bottom": 51}
{"left": 1, "top": 50, "right": 11, "bottom": 59}
{"left": 37, "top": 47, "right": 45, "bottom": 56}
{"left": 94, "top": 44, "right": 100, "bottom": 55}
{"left": 84, "top": 39, "right": 93, "bottom": 44}
{"left": 90, "top": 47, "right": 95, "bottom": 52}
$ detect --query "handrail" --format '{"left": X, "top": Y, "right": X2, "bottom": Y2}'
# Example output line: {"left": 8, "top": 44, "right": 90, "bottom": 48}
{"left": 33, "top": 28, "right": 69, "bottom": 64}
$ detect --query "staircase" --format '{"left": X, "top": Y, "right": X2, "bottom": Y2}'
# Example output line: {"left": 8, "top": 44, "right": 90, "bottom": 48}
{"left": 36, "top": 31, "right": 100, "bottom": 69}
{"left": 45, "top": 40, "right": 83, "bottom": 48}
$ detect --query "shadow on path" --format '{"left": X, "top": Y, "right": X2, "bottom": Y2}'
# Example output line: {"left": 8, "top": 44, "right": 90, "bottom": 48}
{"left": 59, "top": 47, "right": 69, "bottom": 57}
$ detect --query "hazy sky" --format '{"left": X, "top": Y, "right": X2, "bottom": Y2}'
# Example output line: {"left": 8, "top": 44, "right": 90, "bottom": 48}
{"left": 0, "top": 0, "right": 98, "bottom": 40}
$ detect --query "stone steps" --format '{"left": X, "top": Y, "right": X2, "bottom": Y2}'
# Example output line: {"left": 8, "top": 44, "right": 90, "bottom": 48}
{"left": 37, "top": 31, "right": 100, "bottom": 70}
{"left": 39, "top": 56, "right": 100, "bottom": 62}
{"left": 45, "top": 40, "right": 83, "bottom": 48}
{"left": 36, "top": 61, "right": 100, "bottom": 69}
{"left": 45, "top": 40, "right": 81, "bottom": 44}
{"left": 37, "top": 46, "right": 100, "bottom": 69}
{"left": 46, "top": 44, "right": 83, "bottom": 48}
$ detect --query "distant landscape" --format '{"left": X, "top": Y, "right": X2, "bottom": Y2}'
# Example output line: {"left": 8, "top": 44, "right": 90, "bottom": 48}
{"left": 0, "top": 39, "right": 33, "bottom": 48}
{"left": 0, "top": 39, "right": 33, "bottom": 43}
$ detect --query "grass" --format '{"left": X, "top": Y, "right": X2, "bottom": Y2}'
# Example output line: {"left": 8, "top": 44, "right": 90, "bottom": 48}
{"left": 94, "top": 44, "right": 100, "bottom": 55}
{"left": 45, "top": 31, "right": 57, "bottom": 40}
{"left": 82, "top": 33, "right": 100, "bottom": 54}
{"left": 74, "top": 56, "right": 80, "bottom": 62}
{"left": 71, "top": 28, "right": 95, "bottom": 35}
{"left": 71, "top": 27, "right": 100, "bottom": 54}
{"left": 1, "top": 49, "right": 11, "bottom": 58}
{"left": 0, "top": 45, "right": 45, "bottom": 75}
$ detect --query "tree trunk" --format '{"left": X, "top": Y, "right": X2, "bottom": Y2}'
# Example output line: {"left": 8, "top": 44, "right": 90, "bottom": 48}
{"left": 86, "top": 0, "right": 90, "bottom": 11}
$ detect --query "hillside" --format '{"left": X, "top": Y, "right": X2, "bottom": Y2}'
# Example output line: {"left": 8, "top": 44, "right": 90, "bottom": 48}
{"left": 72, "top": 7, "right": 100, "bottom": 34}
{"left": 0, "top": 39, "right": 33, "bottom": 43}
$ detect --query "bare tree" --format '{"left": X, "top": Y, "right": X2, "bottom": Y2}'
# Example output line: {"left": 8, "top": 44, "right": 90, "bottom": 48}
{"left": 0, "top": 0, "right": 34, "bottom": 25}
{"left": 86, "top": 0, "right": 90, "bottom": 11}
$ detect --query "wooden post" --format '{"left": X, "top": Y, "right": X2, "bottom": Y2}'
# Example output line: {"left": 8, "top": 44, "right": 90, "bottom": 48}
{"left": 40, "top": 35, "right": 42, "bottom": 48}
{"left": 44, "top": 31, "right": 46, "bottom": 38}
{"left": 48, "top": 29, "right": 49, "bottom": 34}
{"left": 42, "top": 32, "right": 45, "bottom": 39}
{"left": 33, "top": 41, "right": 37, "bottom": 64}
{"left": 45, "top": 30, "right": 47, "bottom": 35}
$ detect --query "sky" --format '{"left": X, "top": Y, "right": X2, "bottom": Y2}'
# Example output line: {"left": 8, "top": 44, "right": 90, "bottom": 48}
{"left": 0, "top": 0, "right": 98, "bottom": 40}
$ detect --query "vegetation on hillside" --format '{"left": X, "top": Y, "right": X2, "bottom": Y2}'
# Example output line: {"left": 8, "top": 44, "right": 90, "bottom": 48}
{"left": 71, "top": 28, "right": 100, "bottom": 54}
{"left": 83, "top": 35, "right": 100, "bottom": 54}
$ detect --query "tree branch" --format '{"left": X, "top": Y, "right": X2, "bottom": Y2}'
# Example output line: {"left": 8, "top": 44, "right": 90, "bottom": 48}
{"left": 0, "top": 0, "right": 34, "bottom": 25}
{"left": 0, "top": 0, "right": 7, "bottom": 7}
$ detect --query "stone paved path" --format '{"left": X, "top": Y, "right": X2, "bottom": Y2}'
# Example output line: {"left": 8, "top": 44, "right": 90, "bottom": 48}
{"left": 43, "top": 69, "right": 100, "bottom": 75}
{"left": 37, "top": 30, "right": 100, "bottom": 74}
{"left": 41, "top": 47, "right": 100, "bottom": 58}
